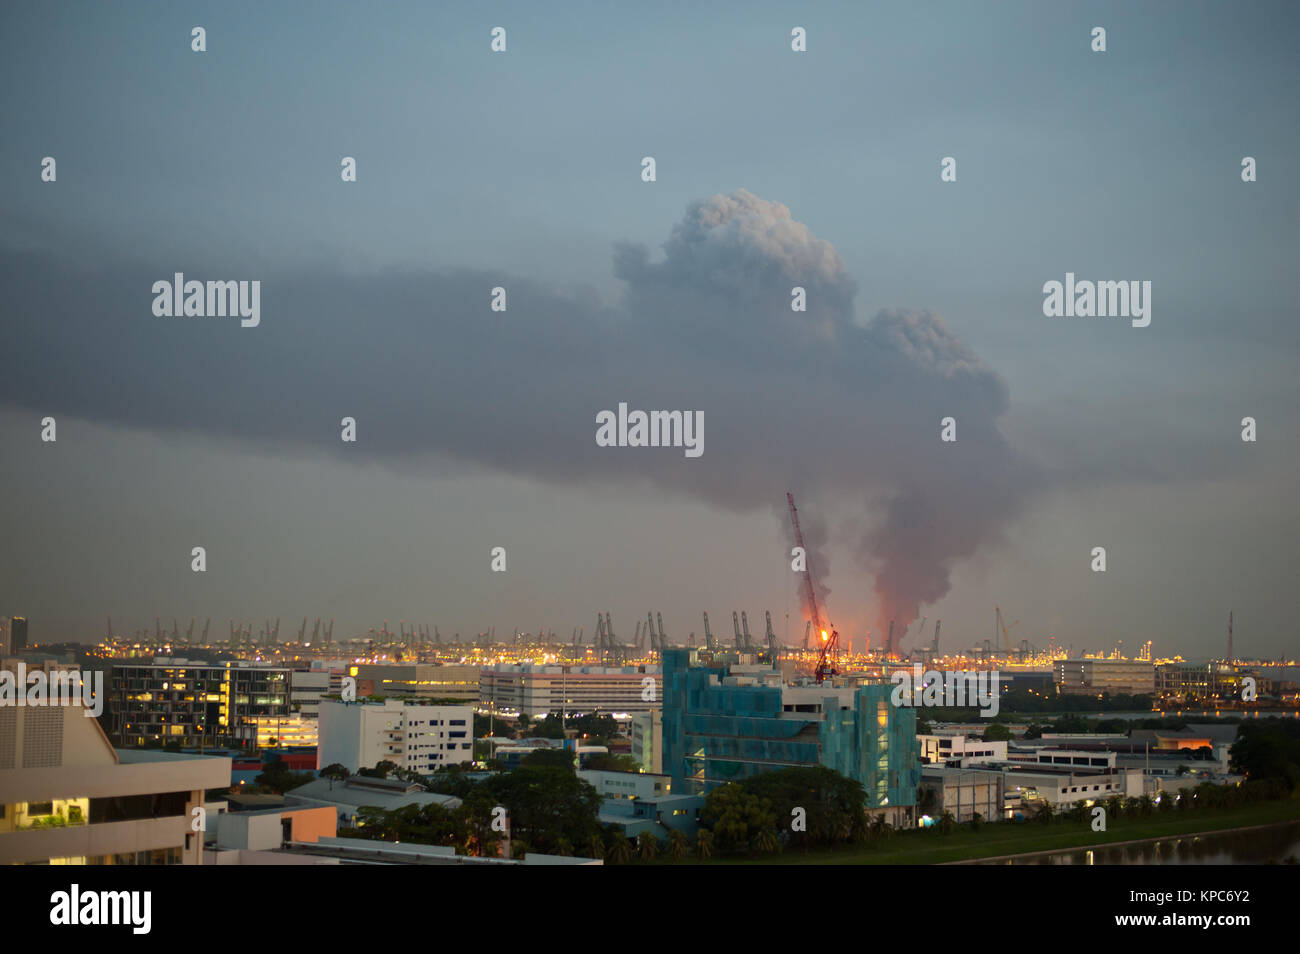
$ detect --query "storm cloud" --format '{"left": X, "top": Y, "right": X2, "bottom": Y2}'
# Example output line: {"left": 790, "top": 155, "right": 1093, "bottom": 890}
{"left": 1, "top": 190, "right": 1042, "bottom": 641}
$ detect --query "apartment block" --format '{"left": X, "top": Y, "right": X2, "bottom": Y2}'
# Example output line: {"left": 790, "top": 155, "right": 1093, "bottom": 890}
{"left": 480, "top": 664, "right": 661, "bottom": 717}
{"left": 108, "top": 658, "right": 291, "bottom": 747}
{"left": 317, "top": 699, "right": 473, "bottom": 774}
{"left": 0, "top": 689, "right": 230, "bottom": 864}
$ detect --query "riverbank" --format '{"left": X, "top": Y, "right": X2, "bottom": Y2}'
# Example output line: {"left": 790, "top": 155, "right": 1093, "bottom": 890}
{"left": 700, "top": 798, "right": 1300, "bottom": 865}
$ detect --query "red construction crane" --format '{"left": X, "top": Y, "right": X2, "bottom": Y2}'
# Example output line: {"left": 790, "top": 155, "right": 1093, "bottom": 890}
{"left": 814, "top": 627, "right": 841, "bottom": 684}
{"left": 787, "top": 492, "right": 838, "bottom": 683}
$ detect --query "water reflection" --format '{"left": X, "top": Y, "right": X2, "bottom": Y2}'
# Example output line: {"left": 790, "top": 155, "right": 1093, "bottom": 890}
{"left": 1006, "top": 821, "right": 1300, "bottom": 865}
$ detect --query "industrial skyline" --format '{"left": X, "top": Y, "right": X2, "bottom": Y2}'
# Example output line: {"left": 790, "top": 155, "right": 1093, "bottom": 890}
{"left": 2, "top": 1, "right": 1298, "bottom": 659}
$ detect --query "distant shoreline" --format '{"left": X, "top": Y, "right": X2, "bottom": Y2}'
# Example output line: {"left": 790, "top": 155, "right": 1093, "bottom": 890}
{"left": 945, "top": 819, "right": 1300, "bottom": 864}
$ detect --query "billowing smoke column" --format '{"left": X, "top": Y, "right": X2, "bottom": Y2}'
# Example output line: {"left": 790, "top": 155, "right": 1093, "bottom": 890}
{"left": 0, "top": 190, "right": 1042, "bottom": 641}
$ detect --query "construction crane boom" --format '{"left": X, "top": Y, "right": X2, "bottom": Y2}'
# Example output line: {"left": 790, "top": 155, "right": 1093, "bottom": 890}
{"left": 786, "top": 493, "right": 826, "bottom": 637}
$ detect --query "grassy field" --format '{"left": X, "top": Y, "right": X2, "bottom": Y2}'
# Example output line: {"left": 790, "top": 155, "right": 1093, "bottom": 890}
{"left": 669, "top": 799, "right": 1300, "bottom": 865}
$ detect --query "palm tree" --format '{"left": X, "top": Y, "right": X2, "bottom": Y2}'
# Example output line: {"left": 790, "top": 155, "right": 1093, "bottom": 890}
{"left": 753, "top": 829, "right": 780, "bottom": 855}
{"left": 637, "top": 832, "right": 658, "bottom": 862}
{"left": 607, "top": 831, "right": 633, "bottom": 865}
{"left": 696, "top": 829, "right": 714, "bottom": 861}
{"left": 587, "top": 833, "right": 606, "bottom": 861}
{"left": 553, "top": 837, "right": 573, "bottom": 857}
{"left": 666, "top": 829, "right": 688, "bottom": 862}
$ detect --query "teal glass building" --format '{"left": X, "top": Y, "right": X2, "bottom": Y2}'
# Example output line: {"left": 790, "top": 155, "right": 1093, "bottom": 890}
{"left": 661, "top": 649, "right": 920, "bottom": 815}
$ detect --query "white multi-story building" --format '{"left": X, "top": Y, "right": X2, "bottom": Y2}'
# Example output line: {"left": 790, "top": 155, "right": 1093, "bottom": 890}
{"left": 0, "top": 678, "right": 230, "bottom": 864}
{"left": 918, "top": 734, "right": 1008, "bottom": 765}
{"left": 290, "top": 669, "right": 331, "bottom": 719}
{"left": 480, "top": 664, "right": 661, "bottom": 717}
{"left": 317, "top": 699, "right": 473, "bottom": 774}
{"left": 631, "top": 710, "right": 662, "bottom": 773}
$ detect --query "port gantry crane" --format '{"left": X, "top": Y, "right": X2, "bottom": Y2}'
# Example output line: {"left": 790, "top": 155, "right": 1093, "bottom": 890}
{"left": 787, "top": 491, "right": 840, "bottom": 684}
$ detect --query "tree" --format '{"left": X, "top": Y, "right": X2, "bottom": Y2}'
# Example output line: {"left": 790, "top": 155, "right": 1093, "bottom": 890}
{"left": 255, "top": 756, "right": 315, "bottom": 795}
{"left": 519, "top": 748, "right": 577, "bottom": 771}
{"left": 938, "top": 811, "right": 956, "bottom": 834}
{"left": 357, "top": 760, "right": 399, "bottom": 779}
{"left": 637, "top": 832, "right": 658, "bottom": 862}
{"left": 587, "top": 833, "right": 606, "bottom": 862}
{"left": 696, "top": 829, "right": 714, "bottom": 861}
{"left": 320, "top": 763, "right": 351, "bottom": 783}
{"left": 982, "top": 723, "right": 1012, "bottom": 742}
{"left": 583, "top": 754, "right": 643, "bottom": 773}
{"left": 607, "top": 831, "right": 633, "bottom": 864}
{"left": 753, "top": 828, "right": 780, "bottom": 855}
{"left": 462, "top": 764, "right": 601, "bottom": 854}
{"left": 700, "top": 783, "right": 778, "bottom": 852}
{"left": 666, "top": 829, "right": 688, "bottom": 862}
{"left": 722, "top": 766, "right": 868, "bottom": 848}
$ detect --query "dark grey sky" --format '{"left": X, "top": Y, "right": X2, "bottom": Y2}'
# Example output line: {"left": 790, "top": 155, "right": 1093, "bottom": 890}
{"left": 2, "top": 1, "right": 1297, "bottom": 659}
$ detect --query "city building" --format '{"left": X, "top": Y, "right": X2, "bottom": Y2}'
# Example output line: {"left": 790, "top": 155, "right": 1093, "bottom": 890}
{"left": 9, "top": 618, "right": 27, "bottom": 654}
{"left": 0, "top": 685, "right": 231, "bottom": 864}
{"left": 283, "top": 774, "right": 461, "bottom": 827}
{"left": 579, "top": 769, "right": 670, "bottom": 801}
{"left": 289, "top": 669, "right": 332, "bottom": 719}
{"left": 490, "top": 737, "right": 607, "bottom": 771}
{"left": 1155, "top": 662, "right": 1250, "bottom": 702}
{"left": 107, "top": 658, "right": 291, "bottom": 747}
{"left": 207, "top": 804, "right": 336, "bottom": 855}
{"left": 599, "top": 793, "right": 705, "bottom": 843}
{"left": 918, "top": 766, "right": 1005, "bottom": 824}
{"left": 480, "top": 663, "right": 662, "bottom": 717}
{"left": 918, "top": 734, "right": 1007, "bottom": 765}
{"left": 630, "top": 710, "right": 662, "bottom": 773}
{"left": 660, "top": 649, "right": 920, "bottom": 826}
{"left": 1002, "top": 764, "right": 1144, "bottom": 811}
{"left": 349, "top": 663, "right": 481, "bottom": 702}
{"left": 316, "top": 698, "right": 473, "bottom": 774}
{"left": 1054, "top": 659, "right": 1155, "bottom": 695}
{"left": 247, "top": 712, "right": 318, "bottom": 748}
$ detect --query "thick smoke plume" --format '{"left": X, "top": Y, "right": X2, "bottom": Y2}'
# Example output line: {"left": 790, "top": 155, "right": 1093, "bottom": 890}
{"left": 0, "top": 190, "right": 1042, "bottom": 640}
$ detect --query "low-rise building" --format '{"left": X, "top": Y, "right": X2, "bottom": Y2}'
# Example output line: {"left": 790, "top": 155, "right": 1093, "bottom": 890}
{"left": 1054, "top": 659, "right": 1155, "bottom": 695}
{"left": 284, "top": 775, "right": 462, "bottom": 827}
{"left": 349, "top": 664, "right": 482, "bottom": 702}
{"left": 480, "top": 664, "right": 661, "bottom": 717}
{"left": 0, "top": 692, "right": 231, "bottom": 864}
{"left": 918, "top": 734, "right": 1007, "bottom": 765}
{"left": 919, "top": 766, "right": 1005, "bottom": 824}
{"left": 317, "top": 698, "right": 473, "bottom": 774}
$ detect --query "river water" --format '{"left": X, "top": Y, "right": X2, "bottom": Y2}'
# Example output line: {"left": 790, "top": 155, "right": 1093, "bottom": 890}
{"left": 1003, "top": 821, "right": 1300, "bottom": 865}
